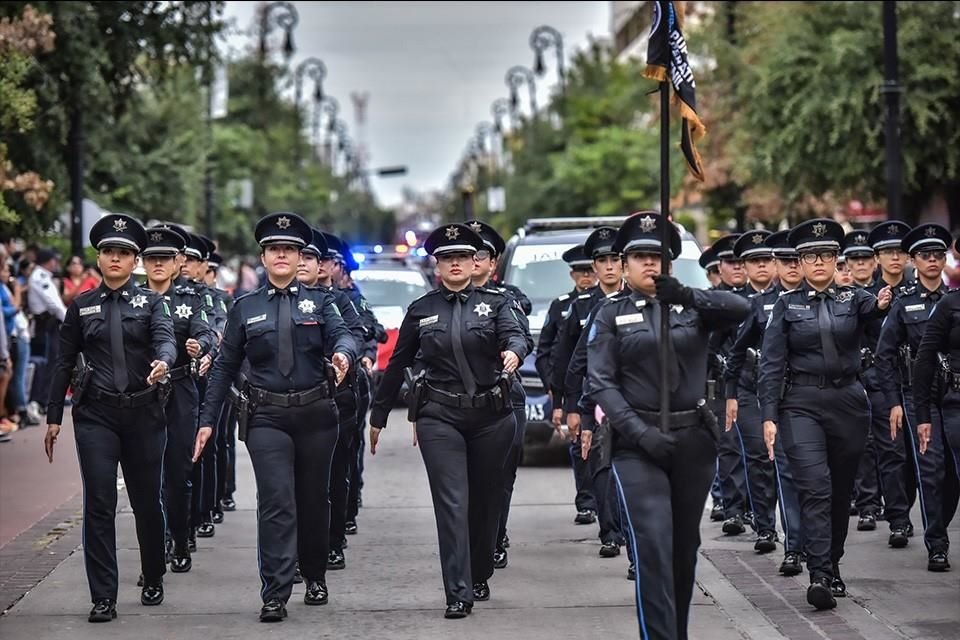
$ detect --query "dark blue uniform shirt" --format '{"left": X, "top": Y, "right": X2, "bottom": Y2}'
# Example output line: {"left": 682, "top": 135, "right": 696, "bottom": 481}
{"left": 723, "top": 284, "right": 783, "bottom": 399}
{"left": 912, "top": 290, "right": 960, "bottom": 424}
{"left": 164, "top": 281, "right": 217, "bottom": 368}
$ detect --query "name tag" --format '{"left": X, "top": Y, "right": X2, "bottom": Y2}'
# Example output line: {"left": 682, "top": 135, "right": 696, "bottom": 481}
{"left": 905, "top": 304, "right": 926, "bottom": 313}
{"left": 579, "top": 319, "right": 587, "bottom": 327}
{"left": 419, "top": 315, "right": 439, "bottom": 328}
{"left": 247, "top": 314, "right": 267, "bottom": 325}
{"left": 616, "top": 313, "right": 645, "bottom": 326}
{"left": 79, "top": 305, "right": 101, "bottom": 317}
{"left": 763, "top": 304, "right": 775, "bottom": 312}
{"left": 788, "top": 304, "right": 809, "bottom": 311}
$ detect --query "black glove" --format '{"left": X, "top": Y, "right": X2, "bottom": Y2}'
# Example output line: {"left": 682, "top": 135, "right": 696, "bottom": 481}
{"left": 654, "top": 275, "right": 695, "bottom": 307}
{"left": 636, "top": 428, "right": 678, "bottom": 469}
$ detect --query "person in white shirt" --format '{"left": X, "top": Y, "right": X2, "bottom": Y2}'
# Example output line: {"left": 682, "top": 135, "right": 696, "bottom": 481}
{"left": 27, "top": 249, "right": 66, "bottom": 412}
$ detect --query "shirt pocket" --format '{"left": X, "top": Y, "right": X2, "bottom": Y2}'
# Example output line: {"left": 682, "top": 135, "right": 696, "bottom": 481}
{"left": 245, "top": 320, "right": 277, "bottom": 363}
{"left": 418, "top": 322, "right": 448, "bottom": 358}
{"left": 121, "top": 310, "right": 152, "bottom": 346}
{"left": 465, "top": 319, "right": 496, "bottom": 346}
{"left": 294, "top": 315, "right": 327, "bottom": 351}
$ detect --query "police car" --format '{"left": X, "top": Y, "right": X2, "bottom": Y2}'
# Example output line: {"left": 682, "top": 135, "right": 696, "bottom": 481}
{"left": 494, "top": 217, "right": 709, "bottom": 459}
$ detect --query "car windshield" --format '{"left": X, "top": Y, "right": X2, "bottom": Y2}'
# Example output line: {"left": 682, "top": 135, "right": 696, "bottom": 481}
{"left": 352, "top": 271, "right": 428, "bottom": 309}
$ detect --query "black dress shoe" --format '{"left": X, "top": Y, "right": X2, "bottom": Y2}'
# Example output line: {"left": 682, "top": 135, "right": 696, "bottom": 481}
{"left": 304, "top": 581, "right": 329, "bottom": 606}
{"left": 857, "top": 513, "right": 877, "bottom": 531}
{"left": 754, "top": 530, "right": 777, "bottom": 554}
{"left": 889, "top": 527, "right": 909, "bottom": 548}
{"left": 472, "top": 581, "right": 490, "bottom": 601}
{"left": 212, "top": 510, "right": 224, "bottom": 524}
{"left": 830, "top": 563, "right": 846, "bottom": 597}
{"left": 722, "top": 515, "right": 746, "bottom": 536}
{"left": 493, "top": 548, "right": 508, "bottom": 569}
{"left": 575, "top": 509, "right": 597, "bottom": 525}
{"left": 905, "top": 523, "right": 915, "bottom": 537}
{"left": 599, "top": 541, "right": 621, "bottom": 558}
{"left": 779, "top": 552, "right": 803, "bottom": 576}
{"left": 188, "top": 529, "right": 197, "bottom": 552}
{"left": 807, "top": 578, "right": 837, "bottom": 610}
{"left": 501, "top": 534, "right": 510, "bottom": 549}
{"left": 137, "top": 573, "right": 144, "bottom": 587}
{"left": 849, "top": 500, "right": 858, "bottom": 516}
{"left": 293, "top": 563, "right": 303, "bottom": 584}
{"left": 444, "top": 601, "right": 472, "bottom": 619}
{"left": 328, "top": 549, "right": 346, "bottom": 570}
{"left": 344, "top": 520, "right": 358, "bottom": 535}
{"left": 711, "top": 504, "right": 725, "bottom": 522}
{"left": 196, "top": 522, "right": 215, "bottom": 538}
{"left": 743, "top": 511, "right": 758, "bottom": 532}
{"left": 221, "top": 496, "right": 237, "bottom": 512}
{"left": 260, "top": 599, "right": 287, "bottom": 622}
{"left": 141, "top": 583, "right": 164, "bottom": 606}
{"left": 928, "top": 551, "right": 950, "bottom": 572}
{"left": 627, "top": 563, "right": 636, "bottom": 581}
{"left": 170, "top": 551, "right": 192, "bottom": 573}
{"left": 88, "top": 599, "right": 117, "bottom": 623}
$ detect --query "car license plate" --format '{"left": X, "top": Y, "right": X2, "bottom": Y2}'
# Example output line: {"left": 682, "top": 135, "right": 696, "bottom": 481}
{"left": 525, "top": 403, "right": 545, "bottom": 422}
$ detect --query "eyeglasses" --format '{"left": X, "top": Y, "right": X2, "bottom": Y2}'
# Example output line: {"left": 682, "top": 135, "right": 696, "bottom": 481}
{"left": 915, "top": 250, "right": 946, "bottom": 261}
{"left": 473, "top": 249, "right": 492, "bottom": 261}
{"left": 801, "top": 251, "right": 837, "bottom": 264}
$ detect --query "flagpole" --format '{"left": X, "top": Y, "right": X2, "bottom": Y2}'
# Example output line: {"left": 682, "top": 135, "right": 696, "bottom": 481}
{"left": 659, "top": 79, "right": 671, "bottom": 433}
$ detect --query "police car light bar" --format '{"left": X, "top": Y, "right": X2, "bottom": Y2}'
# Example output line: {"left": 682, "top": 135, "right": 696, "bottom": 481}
{"left": 523, "top": 216, "right": 629, "bottom": 232}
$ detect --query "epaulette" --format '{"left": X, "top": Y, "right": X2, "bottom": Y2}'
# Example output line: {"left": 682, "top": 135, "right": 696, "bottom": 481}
{"left": 478, "top": 285, "right": 506, "bottom": 296}
{"left": 233, "top": 286, "right": 264, "bottom": 304}
{"left": 556, "top": 293, "right": 570, "bottom": 302}
{"left": 577, "top": 292, "right": 593, "bottom": 300}
{"left": 410, "top": 288, "right": 442, "bottom": 305}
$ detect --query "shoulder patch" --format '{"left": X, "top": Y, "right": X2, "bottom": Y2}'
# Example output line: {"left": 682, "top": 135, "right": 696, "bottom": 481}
{"left": 205, "top": 294, "right": 213, "bottom": 308}
{"left": 557, "top": 293, "right": 570, "bottom": 302}
{"left": 162, "top": 301, "right": 171, "bottom": 316}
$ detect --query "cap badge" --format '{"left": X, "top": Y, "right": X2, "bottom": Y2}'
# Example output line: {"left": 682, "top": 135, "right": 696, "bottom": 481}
{"left": 855, "top": 234, "right": 865, "bottom": 244}
{"left": 468, "top": 222, "right": 483, "bottom": 233}
{"left": 888, "top": 224, "right": 900, "bottom": 235}
{"left": 598, "top": 228, "right": 612, "bottom": 239}
{"left": 298, "top": 299, "right": 316, "bottom": 314}
{"left": 474, "top": 302, "right": 492, "bottom": 317}
{"left": 752, "top": 234, "right": 764, "bottom": 244}
{"left": 276, "top": 216, "right": 291, "bottom": 230}
{"left": 445, "top": 226, "right": 460, "bottom": 240}
{"left": 925, "top": 227, "right": 937, "bottom": 237}
{"left": 149, "top": 232, "right": 164, "bottom": 242}
{"left": 812, "top": 222, "right": 826, "bottom": 237}
{"left": 639, "top": 216, "right": 656, "bottom": 233}
{"left": 113, "top": 218, "right": 128, "bottom": 233}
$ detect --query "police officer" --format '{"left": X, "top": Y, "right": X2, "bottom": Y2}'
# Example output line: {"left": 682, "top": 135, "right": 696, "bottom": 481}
{"left": 44, "top": 214, "right": 177, "bottom": 622}
{"left": 699, "top": 244, "right": 722, "bottom": 289}
{"left": 878, "top": 224, "right": 956, "bottom": 571}
{"left": 723, "top": 230, "right": 781, "bottom": 556}
{"left": 835, "top": 253, "right": 854, "bottom": 287}
{"left": 296, "top": 228, "right": 370, "bottom": 570}
{"left": 841, "top": 229, "right": 883, "bottom": 529}
{"left": 551, "top": 226, "right": 623, "bottom": 525}
{"left": 368, "top": 223, "right": 529, "bottom": 619}
{"left": 864, "top": 221, "right": 916, "bottom": 546}
{"left": 534, "top": 244, "right": 597, "bottom": 391}
{"left": 587, "top": 211, "right": 750, "bottom": 639}
{"left": 465, "top": 219, "right": 535, "bottom": 569}
{"left": 193, "top": 212, "right": 356, "bottom": 622}
{"left": 760, "top": 218, "right": 892, "bottom": 610}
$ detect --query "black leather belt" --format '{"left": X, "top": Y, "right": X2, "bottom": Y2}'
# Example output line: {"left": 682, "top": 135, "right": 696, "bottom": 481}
{"left": 88, "top": 386, "right": 159, "bottom": 408}
{"left": 247, "top": 383, "right": 330, "bottom": 408}
{"left": 169, "top": 365, "right": 193, "bottom": 381}
{"left": 634, "top": 409, "right": 702, "bottom": 429}
{"left": 789, "top": 373, "right": 857, "bottom": 388}
{"left": 424, "top": 383, "right": 500, "bottom": 410}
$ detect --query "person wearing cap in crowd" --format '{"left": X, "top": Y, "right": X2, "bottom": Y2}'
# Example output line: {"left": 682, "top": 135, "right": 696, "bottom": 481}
{"left": 840, "top": 229, "right": 884, "bottom": 531}
{"left": 721, "top": 230, "right": 783, "bottom": 553}
{"left": 706, "top": 233, "right": 752, "bottom": 537}
{"left": 368, "top": 223, "right": 529, "bottom": 619}
{"left": 759, "top": 218, "right": 892, "bottom": 611}
{"left": 534, "top": 244, "right": 597, "bottom": 392}
{"left": 877, "top": 223, "right": 957, "bottom": 572}
{"left": 192, "top": 212, "right": 355, "bottom": 622}
{"left": 698, "top": 244, "right": 721, "bottom": 289}
{"left": 28, "top": 246, "right": 66, "bottom": 413}
{"left": 296, "top": 228, "right": 370, "bottom": 572}
{"left": 204, "top": 251, "right": 221, "bottom": 288}
{"left": 862, "top": 220, "right": 917, "bottom": 547}
{"left": 550, "top": 226, "right": 623, "bottom": 527}
{"left": 464, "top": 219, "right": 535, "bottom": 570}
{"left": 586, "top": 211, "right": 750, "bottom": 639}
{"left": 834, "top": 253, "right": 854, "bottom": 286}
{"left": 141, "top": 226, "right": 217, "bottom": 575}
{"left": 723, "top": 229, "right": 806, "bottom": 577}
{"left": 44, "top": 214, "right": 177, "bottom": 623}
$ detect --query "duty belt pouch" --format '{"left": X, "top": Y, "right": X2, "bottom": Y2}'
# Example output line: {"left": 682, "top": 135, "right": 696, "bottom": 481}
{"left": 71, "top": 353, "right": 92, "bottom": 406}
{"left": 706, "top": 379, "right": 717, "bottom": 401}
{"left": 403, "top": 367, "right": 426, "bottom": 422}
{"left": 229, "top": 384, "right": 251, "bottom": 442}
{"left": 157, "top": 377, "right": 173, "bottom": 406}
{"left": 595, "top": 419, "right": 613, "bottom": 472}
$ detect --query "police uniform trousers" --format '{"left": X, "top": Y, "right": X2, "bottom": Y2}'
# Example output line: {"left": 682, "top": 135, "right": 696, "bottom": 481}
{"left": 772, "top": 438, "right": 805, "bottom": 556}
{"left": 348, "top": 371, "right": 371, "bottom": 523}
{"left": 497, "top": 380, "right": 527, "bottom": 547}
{"left": 779, "top": 382, "right": 869, "bottom": 581}
{"left": 853, "top": 427, "right": 882, "bottom": 516}
{"left": 163, "top": 378, "right": 199, "bottom": 551}
{"left": 246, "top": 399, "right": 339, "bottom": 604}
{"left": 587, "top": 416, "right": 628, "bottom": 548}
{"left": 191, "top": 378, "right": 217, "bottom": 527}
{"left": 74, "top": 401, "right": 167, "bottom": 602}
{"left": 329, "top": 384, "right": 359, "bottom": 552}
{"left": 569, "top": 431, "right": 597, "bottom": 514}
{"left": 216, "top": 401, "right": 238, "bottom": 504}
{"left": 736, "top": 387, "right": 778, "bottom": 534}
{"left": 213, "top": 399, "right": 234, "bottom": 513}
{"left": 867, "top": 387, "right": 913, "bottom": 530}
{"left": 715, "top": 395, "right": 749, "bottom": 520}
{"left": 416, "top": 402, "right": 515, "bottom": 605}
{"left": 612, "top": 423, "right": 717, "bottom": 640}
{"left": 903, "top": 390, "right": 960, "bottom": 554}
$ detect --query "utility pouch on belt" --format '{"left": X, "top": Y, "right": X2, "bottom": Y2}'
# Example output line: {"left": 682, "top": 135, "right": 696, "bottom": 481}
{"left": 897, "top": 345, "right": 913, "bottom": 387}
{"left": 495, "top": 371, "right": 512, "bottom": 412}
{"left": 71, "top": 353, "right": 92, "bottom": 405}
{"left": 404, "top": 367, "right": 426, "bottom": 422}
{"left": 595, "top": 419, "right": 613, "bottom": 471}
{"left": 157, "top": 376, "right": 173, "bottom": 406}
{"left": 229, "top": 384, "right": 251, "bottom": 442}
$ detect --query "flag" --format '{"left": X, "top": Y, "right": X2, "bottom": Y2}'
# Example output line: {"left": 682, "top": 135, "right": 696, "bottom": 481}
{"left": 644, "top": 0, "right": 706, "bottom": 181}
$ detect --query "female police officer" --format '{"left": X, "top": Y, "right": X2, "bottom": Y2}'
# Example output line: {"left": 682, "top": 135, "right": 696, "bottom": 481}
{"left": 193, "top": 212, "right": 356, "bottom": 623}
{"left": 760, "top": 218, "right": 891, "bottom": 611}
{"left": 44, "top": 214, "right": 177, "bottom": 622}
{"left": 587, "top": 211, "right": 750, "bottom": 640}
{"left": 368, "top": 223, "right": 529, "bottom": 619}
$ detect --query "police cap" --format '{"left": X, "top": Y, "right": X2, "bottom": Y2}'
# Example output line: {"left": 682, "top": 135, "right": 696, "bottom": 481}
{"left": 733, "top": 229, "right": 773, "bottom": 260}
{"left": 254, "top": 212, "right": 312, "bottom": 249}
{"left": 612, "top": 211, "right": 682, "bottom": 260}
{"left": 788, "top": 218, "right": 844, "bottom": 253}
{"left": 89, "top": 214, "right": 147, "bottom": 254}
{"left": 423, "top": 224, "right": 485, "bottom": 257}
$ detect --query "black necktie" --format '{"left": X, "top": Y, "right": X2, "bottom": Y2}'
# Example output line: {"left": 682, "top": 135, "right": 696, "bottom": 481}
{"left": 817, "top": 292, "right": 842, "bottom": 380}
{"left": 277, "top": 289, "right": 294, "bottom": 377}
{"left": 109, "top": 290, "right": 129, "bottom": 392}
{"left": 649, "top": 301, "right": 681, "bottom": 392}
{"left": 450, "top": 295, "right": 478, "bottom": 396}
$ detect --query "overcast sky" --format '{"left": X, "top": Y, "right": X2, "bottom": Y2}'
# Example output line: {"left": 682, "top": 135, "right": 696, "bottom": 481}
{"left": 221, "top": 1, "right": 611, "bottom": 208}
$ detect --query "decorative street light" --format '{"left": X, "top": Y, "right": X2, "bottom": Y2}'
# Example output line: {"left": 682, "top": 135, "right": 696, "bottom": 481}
{"left": 320, "top": 96, "right": 340, "bottom": 165}
{"left": 294, "top": 57, "right": 327, "bottom": 168}
{"left": 530, "top": 25, "right": 565, "bottom": 92}
{"left": 258, "top": 1, "right": 299, "bottom": 62}
{"left": 491, "top": 98, "right": 512, "bottom": 134}
{"left": 505, "top": 65, "right": 537, "bottom": 119}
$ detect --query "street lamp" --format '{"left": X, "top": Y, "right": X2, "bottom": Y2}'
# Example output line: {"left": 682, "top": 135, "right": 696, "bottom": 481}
{"left": 320, "top": 96, "right": 340, "bottom": 165}
{"left": 258, "top": 1, "right": 299, "bottom": 62}
{"left": 476, "top": 122, "right": 495, "bottom": 172}
{"left": 505, "top": 65, "right": 537, "bottom": 119}
{"left": 294, "top": 57, "right": 327, "bottom": 168}
{"left": 491, "top": 98, "right": 511, "bottom": 134}
{"left": 530, "top": 25, "right": 565, "bottom": 92}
